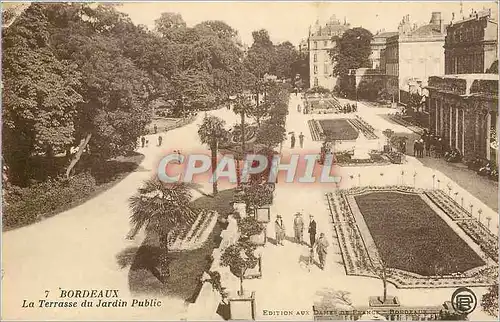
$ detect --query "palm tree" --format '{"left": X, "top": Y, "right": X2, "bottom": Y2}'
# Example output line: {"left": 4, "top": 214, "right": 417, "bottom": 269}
{"left": 233, "top": 95, "right": 255, "bottom": 186}
{"left": 198, "top": 115, "right": 227, "bottom": 195}
{"left": 128, "top": 179, "right": 196, "bottom": 282}
{"left": 233, "top": 95, "right": 255, "bottom": 152}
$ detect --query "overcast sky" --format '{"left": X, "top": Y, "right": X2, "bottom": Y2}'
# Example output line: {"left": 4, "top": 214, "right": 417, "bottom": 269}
{"left": 117, "top": 1, "right": 498, "bottom": 45}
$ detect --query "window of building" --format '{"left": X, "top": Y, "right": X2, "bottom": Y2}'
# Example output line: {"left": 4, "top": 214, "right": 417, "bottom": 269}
{"left": 313, "top": 54, "right": 317, "bottom": 62}
{"left": 324, "top": 40, "right": 328, "bottom": 46}
{"left": 324, "top": 64, "right": 329, "bottom": 74}
{"left": 314, "top": 41, "right": 318, "bottom": 49}
{"left": 314, "top": 77, "right": 319, "bottom": 86}
{"left": 314, "top": 65, "right": 318, "bottom": 74}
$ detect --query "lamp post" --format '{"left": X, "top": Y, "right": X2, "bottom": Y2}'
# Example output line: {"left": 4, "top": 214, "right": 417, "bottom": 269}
{"left": 358, "top": 173, "right": 361, "bottom": 186}
{"left": 460, "top": 197, "right": 464, "bottom": 207}
{"left": 400, "top": 170, "right": 405, "bottom": 185}
{"left": 469, "top": 203, "right": 473, "bottom": 215}
{"left": 446, "top": 183, "right": 452, "bottom": 196}
{"left": 478, "top": 209, "right": 482, "bottom": 224}
{"left": 437, "top": 179, "right": 441, "bottom": 190}
{"left": 413, "top": 171, "right": 417, "bottom": 187}
{"left": 453, "top": 192, "right": 458, "bottom": 202}
{"left": 432, "top": 174, "right": 436, "bottom": 189}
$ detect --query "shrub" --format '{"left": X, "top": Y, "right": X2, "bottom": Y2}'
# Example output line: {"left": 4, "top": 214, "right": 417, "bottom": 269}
{"left": 3, "top": 173, "right": 97, "bottom": 229}
{"left": 238, "top": 216, "right": 264, "bottom": 238}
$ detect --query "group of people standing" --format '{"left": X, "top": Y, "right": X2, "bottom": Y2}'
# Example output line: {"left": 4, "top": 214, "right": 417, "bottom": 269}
{"left": 290, "top": 132, "right": 305, "bottom": 149}
{"left": 274, "top": 212, "right": 329, "bottom": 270}
{"left": 140, "top": 124, "right": 163, "bottom": 148}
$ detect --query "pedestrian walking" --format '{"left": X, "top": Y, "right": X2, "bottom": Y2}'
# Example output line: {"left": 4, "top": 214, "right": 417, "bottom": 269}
{"left": 141, "top": 136, "right": 146, "bottom": 148}
{"left": 290, "top": 133, "right": 296, "bottom": 148}
{"left": 315, "top": 233, "right": 329, "bottom": 270}
{"left": 413, "top": 140, "right": 418, "bottom": 157}
{"left": 293, "top": 212, "right": 304, "bottom": 244}
{"left": 299, "top": 132, "right": 305, "bottom": 148}
{"left": 419, "top": 139, "right": 424, "bottom": 157}
{"left": 158, "top": 135, "right": 163, "bottom": 146}
{"left": 297, "top": 104, "right": 300, "bottom": 112}
{"left": 275, "top": 215, "right": 285, "bottom": 246}
{"left": 145, "top": 139, "right": 149, "bottom": 147}
{"left": 308, "top": 215, "right": 317, "bottom": 247}
{"left": 154, "top": 124, "right": 158, "bottom": 134}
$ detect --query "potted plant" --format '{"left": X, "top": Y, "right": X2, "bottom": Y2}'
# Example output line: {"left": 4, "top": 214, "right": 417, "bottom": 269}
{"left": 243, "top": 183, "right": 273, "bottom": 211}
{"left": 238, "top": 216, "right": 266, "bottom": 246}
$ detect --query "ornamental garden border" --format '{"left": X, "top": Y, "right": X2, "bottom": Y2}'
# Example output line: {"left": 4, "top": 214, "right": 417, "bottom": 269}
{"left": 326, "top": 185, "right": 498, "bottom": 289}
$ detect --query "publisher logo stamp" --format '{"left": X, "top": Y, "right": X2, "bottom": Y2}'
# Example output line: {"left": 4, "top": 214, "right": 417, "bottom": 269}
{"left": 451, "top": 287, "right": 477, "bottom": 314}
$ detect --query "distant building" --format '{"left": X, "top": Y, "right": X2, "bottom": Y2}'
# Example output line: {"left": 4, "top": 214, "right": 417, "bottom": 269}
{"left": 370, "top": 30, "right": 398, "bottom": 71}
{"left": 382, "top": 12, "right": 447, "bottom": 104}
{"left": 298, "top": 39, "right": 308, "bottom": 54}
{"left": 307, "top": 15, "right": 350, "bottom": 90}
{"left": 427, "top": 73, "right": 498, "bottom": 162}
{"left": 444, "top": 9, "right": 498, "bottom": 74}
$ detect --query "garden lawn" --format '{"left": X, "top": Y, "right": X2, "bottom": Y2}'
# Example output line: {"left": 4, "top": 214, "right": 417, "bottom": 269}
{"left": 318, "top": 119, "right": 359, "bottom": 140}
{"left": 354, "top": 192, "right": 485, "bottom": 276}
{"left": 128, "top": 189, "right": 236, "bottom": 302}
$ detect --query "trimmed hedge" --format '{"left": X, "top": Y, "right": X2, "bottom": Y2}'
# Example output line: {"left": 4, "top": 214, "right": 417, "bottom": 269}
{"left": 3, "top": 173, "right": 97, "bottom": 229}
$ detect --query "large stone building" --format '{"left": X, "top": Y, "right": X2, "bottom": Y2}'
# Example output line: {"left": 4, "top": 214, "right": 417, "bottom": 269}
{"left": 308, "top": 15, "right": 350, "bottom": 90}
{"left": 444, "top": 9, "right": 498, "bottom": 74}
{"left": 427, "top": 74, "right": 498, "bottom": 161}
{"left": 382, "top": 12, "right": 447, "bottom": 104}
{"left": 370, "top": 30, "right": 398, "bottom": 71}
{"left": 426, "top": 8, "right": 498, "bottom": 162}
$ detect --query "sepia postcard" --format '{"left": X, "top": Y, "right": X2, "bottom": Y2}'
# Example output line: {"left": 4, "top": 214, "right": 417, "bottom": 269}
{"left": 1, "top": 1, "right": 499, "bottom": 320}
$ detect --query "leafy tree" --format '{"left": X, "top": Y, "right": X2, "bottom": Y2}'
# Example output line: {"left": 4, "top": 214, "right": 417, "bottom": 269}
{"left": 330, "top": 28, "right": 373, "bottom": 94}
{"left": 220, "top": 240, "right": 258, "bottom": 296}
{"left": 256, "top": 120, "right": 286, "bottom": 149}
{"left": 2, "top": 3, "right": 83, "bottom": 184}
{"left": 273, "top": 41, "right": 299, "bottom": 79}
{"left": 244, "top": 29, "right": 275, "bottom": 78}
{"left": 128, "top": 179, "right": 196, "bottom": 282}
{"left": 154, "top": 12, "right": 187, "bottom": 42}
{"left": 330, "top": 27, "right": 373, "bottom": 76}
{"left": 481, "top": 280, "right": 499, "bottom": 317}
{"left": 198, "top": 116, "right": 227, "bottom": 195}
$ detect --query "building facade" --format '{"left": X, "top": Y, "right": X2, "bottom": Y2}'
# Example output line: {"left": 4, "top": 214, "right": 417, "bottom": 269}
{"left": 370, "top": 30, "right": 398, "bottom": 71}
{"left": 444, "top": 9, "right": 498, "bottom": 74}
{"left": 308, "top": 15, "right": 350, "bottom": 90}
{"left": 382, "top": 12, "right": 447, "bottom": 104}
{"left": 427, "top": 74, "right": 498, "bottom": 162}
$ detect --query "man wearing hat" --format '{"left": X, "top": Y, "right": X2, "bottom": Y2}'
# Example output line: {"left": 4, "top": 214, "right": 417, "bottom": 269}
{"left": 275, "top": 215, "right": 285, "bottom": 246}
{"left": 315, "top": 233, "right": 329, "bottom": 270}
{"left": 293, "top": 212, "right": 305, "bottom": 244}
{"left": 308, "top": 215, "right": 317, "bottom": 247}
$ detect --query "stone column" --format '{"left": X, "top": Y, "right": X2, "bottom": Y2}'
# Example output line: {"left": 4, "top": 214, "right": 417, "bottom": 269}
{"left": 486, "top": 110, "right": 491, "bottom": 160}
{"left": 449, "top": 104, "right": 453, "bottom": 148}
{"left": 462, "top": 108, "right": 465, "bottom": 154}
{"left": 455, "top": 105, "right": 459, "bottom": 150}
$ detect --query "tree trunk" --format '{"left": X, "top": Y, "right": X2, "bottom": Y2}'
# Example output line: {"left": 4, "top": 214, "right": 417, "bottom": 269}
{"left": 241, "top": 112, "right": 245, "bottom": 153}
{"left": 159, "top": 233, "right": 170, "bottom": 283}
{"left": 239, "top": 267, "right": 244, "bottom": 296}
{"left": 382, "top": 269, "right": 387, "bottom": 303}
{"left": 210, "top": 138, "right": 218, "bottom": 196}
{"left": 236, "top": 157, "right": 241, "bottom": 187}
{"left": 65, "top": 133, "right": 92, "bottom": 178}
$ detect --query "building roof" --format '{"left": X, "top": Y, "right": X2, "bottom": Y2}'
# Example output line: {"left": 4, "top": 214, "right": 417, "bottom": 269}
{"left": 375, "top": 31, "right": 398, "bottom": 38}
{"left": 411, "top": 24, "right": 443, "bottom": 37}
